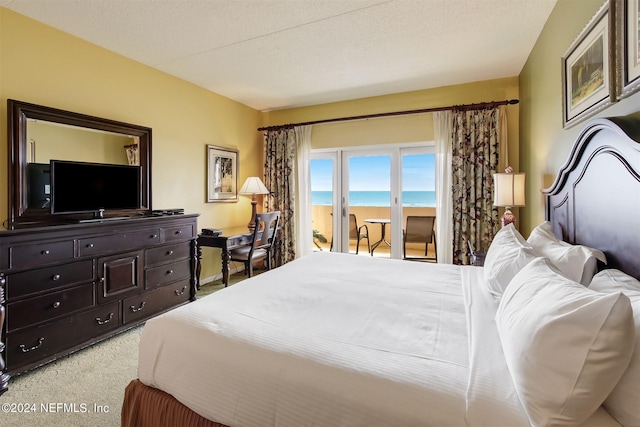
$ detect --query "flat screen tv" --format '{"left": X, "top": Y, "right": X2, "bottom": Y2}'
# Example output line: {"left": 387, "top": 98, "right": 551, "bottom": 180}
{"left": 50, "top": 160, "right": 141, "bottom": 216}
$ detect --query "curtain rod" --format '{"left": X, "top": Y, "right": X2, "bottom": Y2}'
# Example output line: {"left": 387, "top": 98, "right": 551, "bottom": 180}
{"left": 257, "top": 99, "right": 519, "bottom": 132}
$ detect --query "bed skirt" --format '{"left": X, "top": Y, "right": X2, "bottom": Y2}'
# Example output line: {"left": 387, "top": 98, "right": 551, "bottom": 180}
{"left": 121, "top": 379, "right": 230, "bottom": 427}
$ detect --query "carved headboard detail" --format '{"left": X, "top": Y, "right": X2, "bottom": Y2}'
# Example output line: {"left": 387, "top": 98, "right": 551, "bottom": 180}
{"left": 543, "top": 114, "right": 640, "bottom": 280}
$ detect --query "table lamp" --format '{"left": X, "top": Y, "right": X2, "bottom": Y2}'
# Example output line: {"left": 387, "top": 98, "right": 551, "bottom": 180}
{"left": 493, "top": 166, "right": 525, "bottom": 227}
{"left": 239, "top": 177, "right": 270, "bottom": 231}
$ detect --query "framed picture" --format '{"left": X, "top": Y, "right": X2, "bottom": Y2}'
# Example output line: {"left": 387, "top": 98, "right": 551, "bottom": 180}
{"left": 614, "top": 0, "right": 640, "bottom": 98}
{"left": 206, "top": 145, "right": 238, "bottom": 202}
{"left": 562, "top": 1, "right": 613, "bottom": 128}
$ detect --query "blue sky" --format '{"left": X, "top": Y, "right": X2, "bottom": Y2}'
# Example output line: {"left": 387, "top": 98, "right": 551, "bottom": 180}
{"left": 311, "top": 153, "right": 435, "bottom": 191}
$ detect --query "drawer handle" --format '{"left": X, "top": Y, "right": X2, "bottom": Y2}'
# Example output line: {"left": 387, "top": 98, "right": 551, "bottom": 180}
{"left": 175, "top": 286, "right": 187, "bottom": 296}
{"left": 166, "top": 269, "right": 174, "bottom": 275}
{"left": 175, "top": 230, "right": 182, "bottom": 235}
{"left": 20, "top": 337, "right": 45, "bottom": 353}
{"left": 96, "top": 313, "right": 114, "bottom": 325}
{"left": 151, "top": 234, "right": 158, "bottom": 239}
{"left": 130, "top": 302, "right": 146, "bottom": 313}
{"left": 86, "top": 243, "right": 94, "bottom": 248}
{"left": 41, "top": 250, "right": 50, "bottom": 255}
{"left": 52, "top": 274, "right": 61, "bottom": 281}
{"left": 52, "top": 301, "right": 61, "bottom": 309}
{"left": 166, "top": 250, "right": 174, "bottom": 256}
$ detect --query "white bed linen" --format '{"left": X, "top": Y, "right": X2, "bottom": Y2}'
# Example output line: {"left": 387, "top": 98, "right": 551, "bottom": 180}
{"left": 463, "top": 266, "right": 531, "bottom": 426}
{"left": 139, "top": 252, "right": 469, "bottom": 426}
{"left": 464, "top": 267, "right": 620, "bottom": 427}
{"left": 137, "top": 252, "right": 621, "bottom": 427}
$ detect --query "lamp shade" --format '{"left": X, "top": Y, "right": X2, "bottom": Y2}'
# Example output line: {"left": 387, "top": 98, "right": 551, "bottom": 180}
{"left": 239, "top": 177, "right": 269, "bottom": 195}
{"left": 493, "top": 172, "right": 525, "bottom": 207}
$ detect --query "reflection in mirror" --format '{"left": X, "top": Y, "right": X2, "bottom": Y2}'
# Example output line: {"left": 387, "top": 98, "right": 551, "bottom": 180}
{"left": 7, "top": 99, "right": 152, "bottom": 228}
{"left": 27, "top": 120, "right": 139, "bottom": 165}
{"left": 25, "top": 120, "right": 140, "bottom": 211}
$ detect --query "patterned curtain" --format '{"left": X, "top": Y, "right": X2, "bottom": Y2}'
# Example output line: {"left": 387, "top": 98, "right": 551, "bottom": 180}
{"left": 263, "top": 128, "right": 297, "bottom": 265}
{"left": 451, "top": 107, "right": 501, "bottom": 264}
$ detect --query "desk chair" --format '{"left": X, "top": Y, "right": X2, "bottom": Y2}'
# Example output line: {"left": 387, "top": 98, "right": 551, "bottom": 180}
{"left": 329, "top": 213, "right": 370, "bottom": 254}
{"left": 403, "top": 215, "right": 437, "bottom": 262}
{"left": 230, "top": 211, "right": 280, "bottom": 277}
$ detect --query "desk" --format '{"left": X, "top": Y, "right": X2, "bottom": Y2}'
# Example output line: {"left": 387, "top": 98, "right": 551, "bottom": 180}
{"left": 196, "top": 225, "right": 256, "bottom": 288}
{"left": 365, "top": 218, "right": 391, "bottom": 255}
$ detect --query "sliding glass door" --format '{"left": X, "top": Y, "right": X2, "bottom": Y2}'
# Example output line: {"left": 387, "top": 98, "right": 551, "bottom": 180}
{"left": 311, "top": 144, "right": 434, "bottom": 259}
{"left": 343, "top": 151, "right": 394, "bottom": 256}
{"left": 400, "top": 149, "right": 437, "bottom": 260}
{"left": 310, "top": 153, "right": 336, "bottom": 253}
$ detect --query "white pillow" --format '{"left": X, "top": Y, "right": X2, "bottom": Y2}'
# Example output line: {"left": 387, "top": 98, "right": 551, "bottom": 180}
{"left": 527, "top": 221, "right": 606, "bottom": 285}
{"left": 496, "top": 258, "right": 634, "bottom": 427}
{"left": 483, "top": 223, "right": 537, "bottom": 297}
{"left": 590, "top": 269, "right": 640, "bottom": 426}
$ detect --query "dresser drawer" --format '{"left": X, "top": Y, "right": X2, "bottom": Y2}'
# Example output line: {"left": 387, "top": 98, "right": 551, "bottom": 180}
{"left": 145, "top": 259, "right": 191, "bottom": 289}
{"left": 145, "top": 242, "right": 191, "bottom": 266}
{"left": 78, "top": 234, "right": 125, "bottom": 257}
{"left": 78, "top": 228, "right": 161, "bottom": 257}
{"left": 6, "top": 260, "right": 94, "bottom": 299}
{"left": 162, "top": 223, "right": 195, "bottom": 242}
{"left": 5, "top": 302, "right": 121, "bottom": 374}
{"left": 7, "top": 285, "right": 95, "bottom": 332}
{"left": 123, "top": 279, "right": 191, "bottom": 324}
{"left": 9, "top": 240, "right": 75, "bottom": 269}
{"left": 126, "top": 228, "right": 162, "bottom": 247}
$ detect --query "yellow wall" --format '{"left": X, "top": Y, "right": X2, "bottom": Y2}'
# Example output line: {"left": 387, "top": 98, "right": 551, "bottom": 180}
{"left": 265, "top": 78, "right": 520, "bottom": 162}
{"left": 519, "top": 0, "right": 640, "bottom": 234}
{"left": 0, "top": 8, "right": 263, "bottom": 280}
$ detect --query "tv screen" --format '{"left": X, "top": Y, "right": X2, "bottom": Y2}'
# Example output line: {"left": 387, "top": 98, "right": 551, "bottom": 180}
{"left": 50, "top": 160, "right": 141, "bottom": 215}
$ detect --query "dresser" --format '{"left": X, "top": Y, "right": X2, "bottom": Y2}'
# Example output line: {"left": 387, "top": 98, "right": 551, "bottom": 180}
{"left": 0, "top": 214, "right": 199, "bottom": 393}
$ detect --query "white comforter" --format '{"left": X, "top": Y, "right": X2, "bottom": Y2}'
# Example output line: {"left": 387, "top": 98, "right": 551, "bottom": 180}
{"left": 137, "top": 252, "right": 619, "bottom": 426}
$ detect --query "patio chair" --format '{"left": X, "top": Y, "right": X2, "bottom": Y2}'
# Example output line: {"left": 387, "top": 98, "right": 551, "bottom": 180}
{"left": 349, "top": 213, "right": 370, "bottom": 254}
{"left": 329, "top": 213, "right": 370, "bottom": 254}
{"left": 403, "top": 215, "right": 437, "bottom": 262}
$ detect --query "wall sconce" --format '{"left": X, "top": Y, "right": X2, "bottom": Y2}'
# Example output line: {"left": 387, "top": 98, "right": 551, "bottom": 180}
{"left": 239, "top": 177, "right": 269, "bottom": 231}
{"left": 493, "top": 166, "right": 525, "bottom": 227}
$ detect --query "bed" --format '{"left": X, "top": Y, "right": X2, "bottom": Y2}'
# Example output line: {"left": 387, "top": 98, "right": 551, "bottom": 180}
{"left": 122, "top": 114, "right": 640, "bottom": 427}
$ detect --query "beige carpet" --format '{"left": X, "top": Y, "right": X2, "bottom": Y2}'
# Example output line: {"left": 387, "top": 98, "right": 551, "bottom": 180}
{"left": 0, "top": 273, "right": 246, "bottom": 427}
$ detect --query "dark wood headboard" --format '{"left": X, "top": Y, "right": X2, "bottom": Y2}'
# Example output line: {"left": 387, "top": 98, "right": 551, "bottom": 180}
{"left": 543, "top": 113, "right": 640, "bottom": 280}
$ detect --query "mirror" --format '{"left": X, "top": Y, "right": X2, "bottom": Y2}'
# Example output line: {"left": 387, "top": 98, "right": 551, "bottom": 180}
{"left": 7, "top": 99, "right": 152, "bottom": 228}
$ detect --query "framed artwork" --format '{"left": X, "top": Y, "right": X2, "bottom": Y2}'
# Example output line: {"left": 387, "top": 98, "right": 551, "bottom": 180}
{"left": 562, "top": 1, "right": 613, "bottom": 128}
{"left": 206, "top": 145, "right": 238, "bottom": 202}
{"left": 614, "top": 0, "right": 640, "bottom": 98}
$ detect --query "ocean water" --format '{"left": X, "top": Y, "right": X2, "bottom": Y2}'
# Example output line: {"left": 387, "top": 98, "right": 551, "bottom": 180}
{"left": 312, "top": 191, "right": 436, "bottom": 207}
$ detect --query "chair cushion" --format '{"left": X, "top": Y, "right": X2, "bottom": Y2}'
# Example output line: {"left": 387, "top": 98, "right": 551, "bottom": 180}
{"left": 230, "top": 247, "right": 267, "bottom": 261}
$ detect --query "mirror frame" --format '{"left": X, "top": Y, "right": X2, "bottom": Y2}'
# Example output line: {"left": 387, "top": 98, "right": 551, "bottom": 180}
{"left": 7, "top": 99, "right": 152, "bottom": 228}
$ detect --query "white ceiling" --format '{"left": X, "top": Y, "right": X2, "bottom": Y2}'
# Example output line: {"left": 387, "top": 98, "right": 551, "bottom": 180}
{"left": 2, "top": 0, "right": 557, "bottom": 111}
